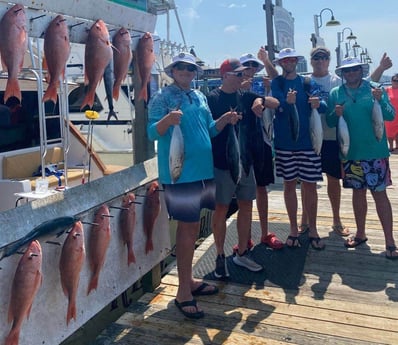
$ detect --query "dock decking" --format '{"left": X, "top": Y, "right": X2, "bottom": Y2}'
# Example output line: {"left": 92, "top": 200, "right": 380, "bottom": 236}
{"left": 94, "top": 153, "right": 398, "bottom": 345}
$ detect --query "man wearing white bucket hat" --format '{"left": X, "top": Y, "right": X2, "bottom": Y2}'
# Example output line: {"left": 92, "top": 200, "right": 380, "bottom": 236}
{"left": 271, "top": 48, "right": 327, "bottom": 250}
{"left": 327, "top": 57, "right": 398, "bottom": 259}
{"left": 148, "top": 52, "right": 242, "bottom": 318}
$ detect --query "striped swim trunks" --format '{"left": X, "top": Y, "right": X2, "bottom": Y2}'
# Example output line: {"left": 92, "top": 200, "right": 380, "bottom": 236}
{"left": 274, "top": 149, "right": 323, "bottom": 183}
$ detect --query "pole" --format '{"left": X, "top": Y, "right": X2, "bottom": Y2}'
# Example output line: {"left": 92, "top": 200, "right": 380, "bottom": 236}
{"left": 336, "top": 31, "right": 342, "bottom": 67}
{"left": 263, "top": 0, "right": 276, "bottom": 62}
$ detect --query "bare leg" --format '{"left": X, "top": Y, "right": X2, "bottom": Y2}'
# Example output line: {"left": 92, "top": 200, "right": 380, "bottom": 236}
{"left": 284, "top": 179, "right": 298, "bottom": 236}
{"left": 256, "top": 185, "right": 269, "bottom": 237}
{"left": 300, "top": 183, "right": 308, "bottom": 229}
{"left": 371, "top": 190, "right": 395, "bottom": 246}
{"left": 212, "top": 203, "right": 229, "bottom": 255}
{"left": 301, "top": 181, "right": 319, "bottom": 236}
{"left": 352, "top": 189, "right": 367, "bottom": 239}
{"left": 236, "top": 199, "right": 253, "bottom": 254}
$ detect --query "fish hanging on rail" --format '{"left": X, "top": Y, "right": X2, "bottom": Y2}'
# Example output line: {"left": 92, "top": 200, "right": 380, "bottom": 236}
{"left": 59, "top": 221, "right": 85, "bottom": 325}
{"left": 143, "top": 181, "right": 160, "bottom": 254}
{"left": 42, "top": 14, "right": 71, "bottom": 104}
{"left": 0, "top": 3, "right": 28, "bottom": 103}
{"left": 5, "top": 240, "right": 42, "bottom": 345}
{"left": 80, "top": 19, "right": 113, "bottom": 110}
{"left": 0, "top": 216, "right": 79, "bottom": 261}
{"left": 136, "top": 32, "right": 155, "bottom": 102}
{"left": 119, "top": 193, "right": 137, "bottom": 266}
{"left": 112, "top": 27, "right": 132, "bottom": 101}
{"left": 87, "top": 204, "right": 111, "bottom": 295}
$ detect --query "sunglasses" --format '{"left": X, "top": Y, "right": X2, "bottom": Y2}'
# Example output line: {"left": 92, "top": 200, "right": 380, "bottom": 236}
{"left": 342, "top": 66, "right": 362, "bottom": 73}
{"left": 243, "top": 61, "right": 259, "bottom": 68}
{"left": 174, "top": 63, "right": 197, "bottom": 72}
{"left": 280, "top": 57, "right": 297, "bottom": 63}
{"left": 392, "top": 79, "right": 398, "bottom": 82}
{"left": 227, "top": 72, "right": 243, "bottom": 77}
{"left": 312, "top": 55, "right": 329, "bottom": 61}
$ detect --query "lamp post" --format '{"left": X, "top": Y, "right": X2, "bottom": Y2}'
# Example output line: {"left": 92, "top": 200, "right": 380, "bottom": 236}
{"left": 263, "top": 0, "right": 276, "bottom": 62}
{"left": 336, "top": 27, "right": 357, "bottom": 66}
{"left": 311, "top": 8, "right": 340, "bottom": 48}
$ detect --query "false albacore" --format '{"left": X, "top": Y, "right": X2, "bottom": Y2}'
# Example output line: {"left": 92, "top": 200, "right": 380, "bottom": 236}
{"left": 226, "top": 124, "right": 241, "bottom": 184}
{"left": 337, "top": 115, "right": 350, "bottom": 157}
{"left": 309, "top": 108, "right": 323, "bottom": 155}
{"left": 372, "top": 99, "right": 384, "bottom": 142}
{"left": 169, "top": 124, "right": 184, "bottom": 183}
{"left": 288, "top": 104, "right": 300, "bottom": 142}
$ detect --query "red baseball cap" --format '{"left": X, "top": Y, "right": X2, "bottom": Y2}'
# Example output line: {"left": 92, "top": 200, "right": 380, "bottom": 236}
{"left": 220, "top": 58, "right": 248, "bottom": 77}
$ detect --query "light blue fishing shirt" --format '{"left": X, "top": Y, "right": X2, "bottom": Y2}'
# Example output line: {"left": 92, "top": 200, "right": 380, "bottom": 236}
{"left": 148, "top": 84, "right": 219, "bottom": 184}
{"left": 327, "top": 79, "right": 395, "bottom": 160}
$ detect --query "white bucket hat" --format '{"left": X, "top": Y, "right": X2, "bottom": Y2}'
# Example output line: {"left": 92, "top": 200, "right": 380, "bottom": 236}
{"left": 273, "top": 48, "right": 304, "bottom": 65}
{"left": 164, "top": 52, "right": 203, "bottom": 78}
{"left": 239, "top": 53, "right": 264, "bottom": 73}
{"left": 335, "top": 57, "right": 369, "bottom": 78}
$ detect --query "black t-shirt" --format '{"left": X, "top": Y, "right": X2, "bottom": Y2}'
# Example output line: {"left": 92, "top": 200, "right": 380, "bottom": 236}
{"left": 206, "top": 88, "right": 259, "bottom": 170}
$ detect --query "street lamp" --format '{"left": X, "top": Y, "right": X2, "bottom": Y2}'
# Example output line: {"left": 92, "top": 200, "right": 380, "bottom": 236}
{"left": 336, "top": 27, "right": 358, "bottom": 67}
{"left": 311, "top": 8, "right": 340, "bottom": 47}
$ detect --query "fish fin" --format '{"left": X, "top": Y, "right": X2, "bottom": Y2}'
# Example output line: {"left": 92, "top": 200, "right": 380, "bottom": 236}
{"left": 80, "top": 92, "right": 95, "bottom": 111}
{"left": 4, "top": 78, "right": 21, "bottom": 103}
{"left": 138, "top": 86, "right": 148, "bottom": 102}
{"left": 66, "top": 302, "right": 77, "bottom": 325}
{"left": 113, "top": 85, "right": 120, "bottom": 101}
{"left": 4, "top": 327, "right": 19, "bottom": 345}
{"left": 127, "top": 248, "right": 136, "bottom": 266}
{"left": 42, "top": 85, "right": 58, "bottom": 104}
{"left": 87, "top": 274, "right": 99, "bottom": 295}
{"left": 145, "top": 239, "right": 153, "bottom": 254}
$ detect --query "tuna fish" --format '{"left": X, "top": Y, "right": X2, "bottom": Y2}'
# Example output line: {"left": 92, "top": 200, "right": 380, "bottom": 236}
{"left": 288, "top": 104, "right": 300, "bottom": 142}
{"left": 239, "top": 119, "right": 252, "bottom": 177}
{"left": 5, "top": 240, "right": 42, "bottom": 345}
{"left": 226, "top": 124, "right": 241, "bottom": 184}
{"left": 136, "top": 32, "right": 155, "bottom": 102}
{"left": 112, "top": 27, "right": 132, "bottom": 101}
{"left": 80, "top": 20, "right": 113, "bottom": 110}
{"left": 309, "top": 108, "right": 323, "bottom": 155}
{"left": 262, "top": 107, "right": 274, "bottom": 142}
{"left": 143, "top": 181, "right": 160, "bottom": 254}
{"left": 372, "top": 99, "right": 384, "bottom": 141}
{"left": 87, "top": 204, "right": 111, "bottom": 295}
{"left": 169, "top": 124, "right": 184, "bottom": 183}
{"left": 59, "top": 221, "right": 85, "bottom": 325}
{"left": 0, "top": 216, "right": 79, "bottom": 261}
{"left": 338, "top": 115, "right": 350, "bottom": 157}
{"left": 0, "top": 4, "right": 28, "bottom": 103}
{"left": 119, "top": 193, "right": 137, "bottom": 265}
{"left": 42, "top": 15, "right": 71, "bottom": 104}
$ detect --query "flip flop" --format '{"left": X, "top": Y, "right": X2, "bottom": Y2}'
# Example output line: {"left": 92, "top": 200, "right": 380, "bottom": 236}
{"left": 332, "top": 224, "right": 350, "bottom": 237}
{"left": 286, "top": 235, "right": 300, "bottom": 248}
{"left": 174, "top": 299, "right": 204, "bottom": 319}
{"left": 309, "top": 237, "right": 326, "bottom": 250}
{"left": 385, "top": 245, "right": 398, "bottom": 260}
{"left": 298, "top": 224, "right": 309, "bottom": 235}
{"left": 191, "top": 282, "right": 219, "bottom": 296}
{"left": 344, "top": 236, "right": 368, "bottom": 248}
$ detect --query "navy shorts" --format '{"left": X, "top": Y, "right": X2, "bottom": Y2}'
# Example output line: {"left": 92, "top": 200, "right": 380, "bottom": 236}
{"left": 163, "top": 179, "right": 216, "bottom": 223}
{"left": 321, "top": 140, "right": 342, "bottom": 179}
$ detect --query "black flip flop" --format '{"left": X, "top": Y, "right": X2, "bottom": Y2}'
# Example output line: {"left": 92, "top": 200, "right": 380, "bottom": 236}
{"left": 344, "top": 237, "right": 368, "bottom": 248}
{"left": 174, "top": 299, "right": 204, "bottom": 319}
{"left": 192, "top": 282, "right": 219, "bottom": 296}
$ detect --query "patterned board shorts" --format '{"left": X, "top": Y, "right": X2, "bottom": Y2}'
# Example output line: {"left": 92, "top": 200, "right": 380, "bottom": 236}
{"left": 342, "top": 158, "right": 392, "bottom": 191}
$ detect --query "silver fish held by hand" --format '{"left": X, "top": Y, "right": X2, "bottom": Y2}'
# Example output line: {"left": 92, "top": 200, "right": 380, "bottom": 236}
{"left": 372, "top": 99, "right": 384, "bottom": 141}
{"left": 226, "top": 124, "right": 241, "bottom": 184}
{"left": 338, "top": 115, "right": 350, "bottom": 157}
{"left": 169, "top": 124, "right": 184, "bottom": 183}
{"left": 0, "top": 216, "right": 79, "bottom": 261}
{"left": 309, "top": 108, "right": 323, "bottom": 155}
{"left": 262, "top": 107, "right": 274, "bottom": 142}
{"left": 289, "top": 104, "right": 300, "bottom": 141}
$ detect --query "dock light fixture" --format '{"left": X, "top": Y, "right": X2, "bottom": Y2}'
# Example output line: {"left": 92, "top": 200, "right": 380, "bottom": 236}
{"left": 311, "top": 7, "right": 340, "bottom": 48}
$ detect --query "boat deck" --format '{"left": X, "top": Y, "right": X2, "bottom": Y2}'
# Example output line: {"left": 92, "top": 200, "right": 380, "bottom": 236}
{"left": 93, "top": 153, "right": 398, "bottom": 345}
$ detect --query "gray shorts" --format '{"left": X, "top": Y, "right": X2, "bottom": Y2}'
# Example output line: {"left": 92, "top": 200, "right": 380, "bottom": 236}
{"left": 214, "top": 167, "right": 256, "bottom": 205}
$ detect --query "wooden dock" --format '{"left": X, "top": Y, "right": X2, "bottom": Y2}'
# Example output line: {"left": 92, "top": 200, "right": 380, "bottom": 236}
{"left": 93, "top": 153, "right": 398, "bottom": 345}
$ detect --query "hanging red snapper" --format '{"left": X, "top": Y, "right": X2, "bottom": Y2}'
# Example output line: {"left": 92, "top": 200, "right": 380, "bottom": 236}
{"left": 5, "top": 240, "right": 42, "bottom": 345}
{"left": 136, "top": 32, "right": 155, "bottom": 102}
{"left": 119, "top": 193, "right": 137, "bottom": 265}
{"left": 112, "top": 27, "right": 132, "bottom": 101}
{"left": 143, "top": 181, "right": 160, "bottom": 254}
{"left": 80, "top": 20, "right": 113, "bottom": 110}
{"left": 42, "top": 14, "right": 71, "bottom": 104}
{"left": 0, "top": 4, "right": 28, "bottom": 103}
{"left": 59, "top": 221, "right": 85, "bottom": 325}
{"left": 87, "top": 204, "right": 111, "bottom": 295}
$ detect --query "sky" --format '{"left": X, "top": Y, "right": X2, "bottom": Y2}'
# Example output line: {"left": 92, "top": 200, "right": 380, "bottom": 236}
{"left": 154, "top": 0, "right": 397, "bottom": 77}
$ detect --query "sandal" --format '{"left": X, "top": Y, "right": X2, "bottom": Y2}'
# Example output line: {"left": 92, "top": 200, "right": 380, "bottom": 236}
{"left": 309, "top": 237, "right": 326, "bottom": 250}
{"left": 344, "top": 236, "right": 368, "bottom": 248}
{"left": 385, "top": 245, "right": 398, "bottom": 260}
{"left": 174, "top": 299, "right": 204, "bottom": 319}
{"left": 191, "top": 282, "right": 219, "bottom": 296}
{"left": 261, "top": 233, "right": 284, "bottom": 250}
{"left": 298, "top": 224, "right": 309, "bottom": 235}
{"left": 332, "top": 224, "right": 350, "bottom": 237}
{"left": 286, "top": 235, "right": 300, "bottom": 248}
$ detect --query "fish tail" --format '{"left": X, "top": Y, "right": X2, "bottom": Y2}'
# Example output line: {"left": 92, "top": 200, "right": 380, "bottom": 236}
{"left": 87, "top": 274, "right": 99, "bottom": 295}
{"left": 138, "top": 85, "right": 148, "bottom": 102}
{"left": 42, "top": 84, "right": 58, "bottom": 104}
{"left": 4, "top": 78, "right": 21, "bottom": 103}
{"left": 80, "top": 91, "right": 95, "bottom": 110}
{"left": 112, "top": 85, "right": 120, "bottom": 101}
{"left": 66, "top": 301, "right": 77, "bottom": 325}
{"left": 5, "top": 327, "right": 20, "bottom": 345}
{"left": 145, "top": 238, "right": 153, "bottom": 254}
{"left": 127, "top": 248, "right": 136, "bottom": 265}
